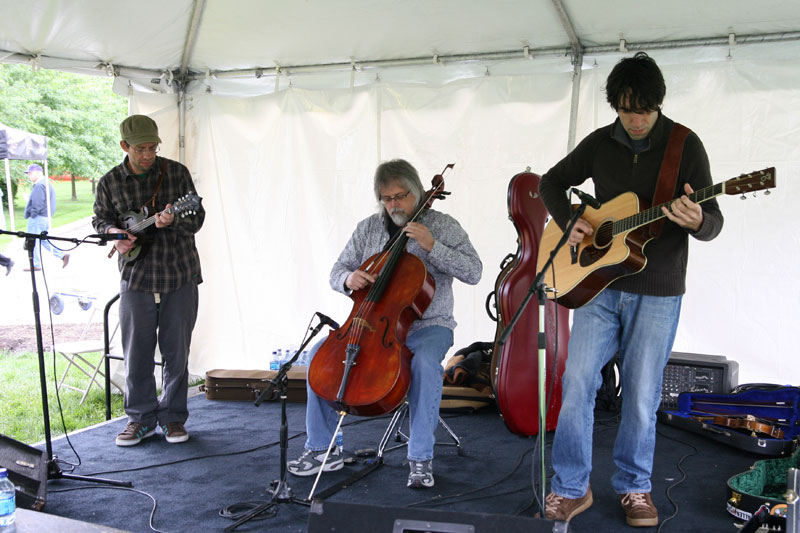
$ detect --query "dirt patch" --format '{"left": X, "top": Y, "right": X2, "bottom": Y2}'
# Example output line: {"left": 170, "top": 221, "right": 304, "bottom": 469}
{"left": 0, "top": 323, "right": 104, "bottom": 354}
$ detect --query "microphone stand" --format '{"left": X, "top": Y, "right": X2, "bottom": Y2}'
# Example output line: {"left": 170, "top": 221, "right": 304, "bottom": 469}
{"left": 0, "top": 228, "right": 130, "bottom": 487}
{"left": 496, "top": 199, "right": 588, "bottom": 514}
{"left": 224, "top": 317, "right": 330, "bottom": 532}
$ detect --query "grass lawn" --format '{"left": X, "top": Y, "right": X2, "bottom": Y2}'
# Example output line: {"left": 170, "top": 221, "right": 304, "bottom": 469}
{"left": 0, "top": 349, "right": 125, "bottom": 444}
{"left": 1, "top": 179, "right": 98, "bottom": 250}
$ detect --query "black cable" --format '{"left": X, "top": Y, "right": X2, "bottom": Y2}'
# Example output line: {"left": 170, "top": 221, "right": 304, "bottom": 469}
{"left": 85, "top": 412, "right": 385, "bottom": 477}
{"left": 49, "top": 484, "right": 164, "bottom": 533}
{"left": 37, "top": 259, "right": 84, "bottom": 472}
{"left": 406, "top": 445, "right": 534, "bottom": 508}
{"left": 218, "top": 501, "right": 277, "bottom": 521}
{"left": 655, "top": 427, "right": 698, "bottom": 532}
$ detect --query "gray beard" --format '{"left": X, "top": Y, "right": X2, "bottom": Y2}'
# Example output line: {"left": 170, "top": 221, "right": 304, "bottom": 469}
{"left": 389, "top": 210, "right": 409, "bottom": 226}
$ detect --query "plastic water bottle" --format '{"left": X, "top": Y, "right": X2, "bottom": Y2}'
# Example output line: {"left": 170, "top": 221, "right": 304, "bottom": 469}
{"left": 0, "top": 467, "right": 15, "bottom": 529}
{"left": 270, "top": 349, "right": 282, "bottom": 371}
{"left": 335, "top": 429, "right": 344, "bottom": 451}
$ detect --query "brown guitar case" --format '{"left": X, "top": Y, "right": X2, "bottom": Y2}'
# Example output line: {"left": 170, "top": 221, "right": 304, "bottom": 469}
{"left": 201, "top": 368, "right": 308, "bottom": 402}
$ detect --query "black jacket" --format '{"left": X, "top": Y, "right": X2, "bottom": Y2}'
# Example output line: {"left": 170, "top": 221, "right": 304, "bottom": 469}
{"left": 539, "top": 113, "right": 724, "bottom": 297}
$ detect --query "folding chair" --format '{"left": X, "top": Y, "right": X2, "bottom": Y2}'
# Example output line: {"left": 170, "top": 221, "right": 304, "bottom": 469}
{"left": 55, "top": 304, "right": 124, "bottom": 404}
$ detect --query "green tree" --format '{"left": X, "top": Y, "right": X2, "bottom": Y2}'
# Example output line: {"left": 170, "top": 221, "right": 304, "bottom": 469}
{"left": 0, "top": 63, "right": 128, "bottom": 204}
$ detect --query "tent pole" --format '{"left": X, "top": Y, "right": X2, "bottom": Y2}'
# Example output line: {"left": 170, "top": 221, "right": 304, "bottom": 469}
{"left": 179, "top": 89, "right": 186, "bottom": 164}
{"left": 3, "top": 159, "right": 13, "bottom": 232}
{"left": 566, "top": 52, "right": 583, "bottom": 153}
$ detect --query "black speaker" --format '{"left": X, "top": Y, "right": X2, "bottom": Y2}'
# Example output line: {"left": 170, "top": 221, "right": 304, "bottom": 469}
{"left": 307, "top": 501, "right": 567, "bottom": 532}
{"left": 0, "top": 434, "right": 47, "bottom": 510}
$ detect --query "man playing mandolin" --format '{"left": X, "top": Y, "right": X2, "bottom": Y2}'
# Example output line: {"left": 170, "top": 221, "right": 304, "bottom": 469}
{"left": 538, "top": 52, "right": 723, "bottom": 527}
{"left": 93, "top": 115, "right": 205, "bottom": 447}
{"left": 288, "top": 159, "right": 482, "bottom": 488}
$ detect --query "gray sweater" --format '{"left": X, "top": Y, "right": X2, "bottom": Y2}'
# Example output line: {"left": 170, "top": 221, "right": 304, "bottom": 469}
{"left": 329, "top": 209, "right": 482, "bottom": 334}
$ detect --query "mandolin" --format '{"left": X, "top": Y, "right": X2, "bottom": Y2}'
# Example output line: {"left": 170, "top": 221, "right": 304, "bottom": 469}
{"left": 111, "top": 192, "right": 202, "bottom": 263}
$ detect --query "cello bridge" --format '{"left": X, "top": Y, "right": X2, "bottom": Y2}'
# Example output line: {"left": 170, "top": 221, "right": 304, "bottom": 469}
{"left": 352, "top": 318, "right": 375, "bottom": 333}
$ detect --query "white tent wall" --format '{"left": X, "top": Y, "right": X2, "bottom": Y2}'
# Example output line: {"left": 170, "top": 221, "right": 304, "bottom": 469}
{"left": 128, "top": 43, "right": 798, "bottom": 385}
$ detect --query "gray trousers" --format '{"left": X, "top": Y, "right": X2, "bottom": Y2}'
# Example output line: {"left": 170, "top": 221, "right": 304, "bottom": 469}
{"left": 119, "top": 279, "right": 199, "bottom": 428}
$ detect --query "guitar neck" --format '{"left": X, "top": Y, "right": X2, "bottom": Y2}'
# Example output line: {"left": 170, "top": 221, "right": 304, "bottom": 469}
{"left": 613, "top": 182, "right": 723, "bottom": 235}
{"left": 127, "top": 205, "right": 174, "bottom": 234}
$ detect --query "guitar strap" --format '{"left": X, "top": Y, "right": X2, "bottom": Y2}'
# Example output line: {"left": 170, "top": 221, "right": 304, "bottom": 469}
{"left": 142, "top": 158, "right": 168, "bottom": 213}
{"left": 648, "top": 123, "right": 691, "bottom": 238}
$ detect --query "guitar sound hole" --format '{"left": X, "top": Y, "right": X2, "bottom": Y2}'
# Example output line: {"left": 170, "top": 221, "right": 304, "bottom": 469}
{"left": 594, "top": 221, "right": 614, "bottom": 248}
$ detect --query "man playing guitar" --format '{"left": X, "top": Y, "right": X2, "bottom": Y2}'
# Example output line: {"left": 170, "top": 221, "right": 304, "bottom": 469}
{"left": 537, "top": 52, "right": 724, "bottom": 527}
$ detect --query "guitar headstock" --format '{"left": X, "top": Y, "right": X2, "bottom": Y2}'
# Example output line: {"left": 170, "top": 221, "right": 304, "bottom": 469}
{"left": 723, "top": 167, "right": 775, "bottom": 197}
{"left": 173, "top": 192, "right": 202, "bottom": 217}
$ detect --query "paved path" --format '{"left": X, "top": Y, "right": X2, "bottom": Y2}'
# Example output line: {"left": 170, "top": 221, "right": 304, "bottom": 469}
{"left": 1, "top": 217, "right": 121, "bottom": 327}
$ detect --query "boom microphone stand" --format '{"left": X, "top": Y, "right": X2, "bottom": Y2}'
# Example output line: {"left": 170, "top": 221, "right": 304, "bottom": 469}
{"left": 496, "top": 196, "right": 590, "bottom": 514}
{"left": 0, "top": 228, "right": 130, "bottom": 487}
{"left": 223, "top": 314, "right": 334, "bottom": 532}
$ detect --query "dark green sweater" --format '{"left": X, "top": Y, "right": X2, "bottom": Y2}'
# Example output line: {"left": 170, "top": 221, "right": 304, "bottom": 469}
{"left": 539, "top": 113, "right": 724, "bottom": 297}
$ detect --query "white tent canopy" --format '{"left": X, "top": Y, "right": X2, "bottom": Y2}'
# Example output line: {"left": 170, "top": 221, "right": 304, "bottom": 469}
{"left": 1, "top": 1, "right": 798, "bottom": 384}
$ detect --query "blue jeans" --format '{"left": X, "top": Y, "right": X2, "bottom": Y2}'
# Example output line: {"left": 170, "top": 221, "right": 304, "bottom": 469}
{"left": 26, "top": 216, "right": 65, "bottom": 268}
{"left": 303, "top": 325, "right": 453, "bottom": 461}
{"left": 550, "top": 289, "right": 682, "bottom": 497}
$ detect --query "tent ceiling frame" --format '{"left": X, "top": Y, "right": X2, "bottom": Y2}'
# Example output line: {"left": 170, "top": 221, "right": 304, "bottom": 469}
{"left": 184, "top": 29, "right": 800, "bottom": 83}
{"left": 178, "top": 0, "right": 207, "bottom": 82}
{"left": 1, "top": 30, "right": 798, "bottom": 87}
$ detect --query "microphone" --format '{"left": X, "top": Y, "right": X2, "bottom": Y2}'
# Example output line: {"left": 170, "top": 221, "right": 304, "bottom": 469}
{"left": 88, "top": 233, "right": 129, "bottom": 241}
{"left": 571, "top": 188, "right": 601, "bottom": 209}
{"left": 315, "top": 312, "right": 340, "bottom": 330}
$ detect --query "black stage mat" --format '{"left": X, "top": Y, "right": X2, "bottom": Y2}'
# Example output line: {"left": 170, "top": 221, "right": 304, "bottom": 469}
{"left": 32, "top": 395, "right": 757, "bottom": 532}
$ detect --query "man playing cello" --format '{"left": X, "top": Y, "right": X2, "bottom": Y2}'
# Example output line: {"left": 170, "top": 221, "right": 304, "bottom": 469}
{"left": 288, "top": 159, "right": 482, "bottom": 488}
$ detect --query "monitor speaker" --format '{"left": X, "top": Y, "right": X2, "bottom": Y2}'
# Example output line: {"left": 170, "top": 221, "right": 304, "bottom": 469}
{"left": 0, "top": 433, "right": 47, "bottom": 510}
{"left": 307, "top": 501, "right": 567, "bottom": 532}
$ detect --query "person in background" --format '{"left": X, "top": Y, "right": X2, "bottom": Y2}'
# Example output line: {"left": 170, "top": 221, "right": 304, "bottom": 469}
{"left": 538, "top": 52, "right": 723, "bottom": 527}
{"left": 0, "top": 253, "right": 12, "bottom": 276}
{"left": 23, "top": 164, "right": 69, "bottom": 271}
{"left": 93, "top": 115, "right": 205, "bottom": 447}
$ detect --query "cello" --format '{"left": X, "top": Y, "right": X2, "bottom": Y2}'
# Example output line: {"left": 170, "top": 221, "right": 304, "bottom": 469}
{"left": 489, "top": 170, "right": 570, "bottom": 436}
{"left": 307, "top": 165, "right": 453, "bottom": 417}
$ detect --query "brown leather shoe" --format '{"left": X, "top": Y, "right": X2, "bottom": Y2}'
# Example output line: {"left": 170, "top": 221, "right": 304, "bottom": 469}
{"left": 620, "top": 492, "right": 658, "bottom": 527}
{"left": 62, "top": 253, "right": 70, "bottom": 268}
{"left": 543, "top": 485, "right": 593, "bottom": 522}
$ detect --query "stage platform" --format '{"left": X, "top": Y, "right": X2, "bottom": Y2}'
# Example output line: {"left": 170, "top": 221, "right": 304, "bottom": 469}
{"left": 19, "top": 393, "right": 761, "bottom": 532}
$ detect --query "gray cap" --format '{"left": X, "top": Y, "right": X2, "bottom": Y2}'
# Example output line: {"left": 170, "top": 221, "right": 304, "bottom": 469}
{"left": 120, "top": 115, "right": 162, "bottom": 146}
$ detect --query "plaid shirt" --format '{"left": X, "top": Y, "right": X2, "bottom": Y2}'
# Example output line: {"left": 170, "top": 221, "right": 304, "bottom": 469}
{"left": 93, "top": 156, "right": 204, "bottom": 293}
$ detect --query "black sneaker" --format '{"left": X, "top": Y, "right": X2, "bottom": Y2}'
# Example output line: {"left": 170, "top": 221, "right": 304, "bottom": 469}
{"left": 115, "top": 422, "right": 156, "bottom": 447}
{"left": 161, "top": 422, "right": 189, "bottom": 443}
{"left": 5, "top": 260, "right": 13, "bottom": 276}
{"left": 287, "top": 446, "right": 343, "bottom": 476}
{"left": 407, "top": 460, "right": 434, "bottom": 488}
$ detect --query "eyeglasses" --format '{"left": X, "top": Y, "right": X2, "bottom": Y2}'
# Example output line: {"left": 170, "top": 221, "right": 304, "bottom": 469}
{"left": 130, "top": 145, "right": 160, "bottom": 155}
{"left": 379, "top": 191, "right": 412, "bottom": 204}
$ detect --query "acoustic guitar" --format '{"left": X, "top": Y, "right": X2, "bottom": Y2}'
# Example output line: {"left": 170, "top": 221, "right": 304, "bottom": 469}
{"left": 536, "top": 168, "right": 775, "bottom": 308}
{"left": 113, "top": 192, "right": 202, "bottom": 263}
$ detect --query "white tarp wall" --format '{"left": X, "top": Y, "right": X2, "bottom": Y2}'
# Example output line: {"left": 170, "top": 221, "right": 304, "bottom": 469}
{"left": 130, "top": 43, "right": 798, "bottom": 385}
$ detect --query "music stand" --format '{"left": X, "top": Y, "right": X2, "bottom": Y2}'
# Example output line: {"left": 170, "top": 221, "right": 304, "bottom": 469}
{"left": 496, "top": 199, "right": 588, "bottom": 513}
{"left": 223, "top": 316, "right": 331, "bottom": 532}
{"left": 0, "top": 228, "right": 130, "bottom": 488}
